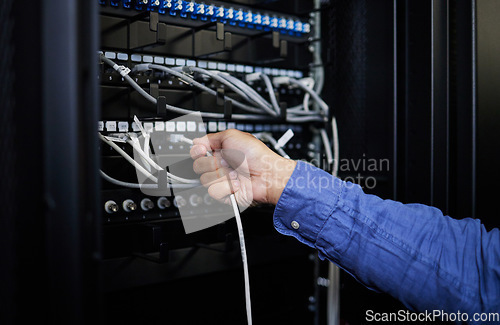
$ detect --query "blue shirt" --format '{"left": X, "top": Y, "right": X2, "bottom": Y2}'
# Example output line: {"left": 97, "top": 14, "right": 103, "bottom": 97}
{"left": 273, "top": 161, "right": 500, "bottom": 323}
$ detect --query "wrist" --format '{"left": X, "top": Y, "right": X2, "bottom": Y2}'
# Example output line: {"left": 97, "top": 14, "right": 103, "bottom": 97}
{"left": 267, "top": 157, "right": 297, "bottom": 205}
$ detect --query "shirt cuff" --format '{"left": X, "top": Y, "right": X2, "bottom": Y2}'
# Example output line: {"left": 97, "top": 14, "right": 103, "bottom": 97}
{"left": 273, "top": 160, "right": 345, "bottom": 247}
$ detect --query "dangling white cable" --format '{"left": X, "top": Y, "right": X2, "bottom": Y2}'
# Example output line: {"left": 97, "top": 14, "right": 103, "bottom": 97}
{"left": 185, "top": 135, "right": 252, "bottom": 324}
{"left": 320, "top": 129, "right": 333, "bottom": 166}
{"left": 302, "top": 78, "right": 315, "bottom": 112}
{"left": 331, "top": 117, "right": 340, "bottom": 177}
{"left": 230, "top": 193, "right": 252, "bottom": 325}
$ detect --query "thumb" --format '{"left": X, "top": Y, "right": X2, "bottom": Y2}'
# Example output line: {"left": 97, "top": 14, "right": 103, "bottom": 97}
{"left": 193, "top": 130, "right": 232, "bottom": 152}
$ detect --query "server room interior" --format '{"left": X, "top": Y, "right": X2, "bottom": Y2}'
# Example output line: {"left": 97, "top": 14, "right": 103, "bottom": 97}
{"left": 2, "top": 0, "right": 500, "bottom": 324}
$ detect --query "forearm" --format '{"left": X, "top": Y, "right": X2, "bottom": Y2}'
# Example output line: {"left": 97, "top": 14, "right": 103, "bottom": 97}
{"left": 273, "top": 161, "right": 500, "bottom": 317}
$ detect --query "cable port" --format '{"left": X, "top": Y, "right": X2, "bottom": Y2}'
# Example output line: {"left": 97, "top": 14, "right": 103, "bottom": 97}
{"left": 140, "top": 198, "right": 154, "bottom": 211}
{"left": 122, "top": 199, "right": 137, "bottom": 212}
{"left": 203, "top": 193, "right": 213, "bottom": 205}
{"left": 173, "top": 196, "right": 186, "bottom": 208}
{"left": 104, "top": 200, "right": 119, "bottom": 214}
{"left": 157, "top": 197, "right": 171, "bottom": 209}
{"left": 189, "top": 194, "right": 203, "bottom": 207}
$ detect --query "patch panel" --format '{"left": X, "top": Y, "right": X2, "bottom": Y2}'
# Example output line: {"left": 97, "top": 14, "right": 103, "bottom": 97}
{"left": 99, "top": 0, "right": 311, "bottom": 36}
{"left": 99, "top": 120, "right": 306, "bottom": 134}
{"left": 100, "top": 51, "right": 304, "bottom": 78}
{"left": 102, "top": 190, "right": 178, "bottom": 223}
{"left": 102, "top": 186, "right": 230, "bottom": 224}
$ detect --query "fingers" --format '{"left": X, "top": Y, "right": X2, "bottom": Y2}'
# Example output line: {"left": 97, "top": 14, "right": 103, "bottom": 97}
{"left": 193, "top": 155, "right": 228, "bottom": 174}
{"left": 192, "top": 129, "right": 244, "bottom": 154}
{"left": 200, "top": 168, "right": 238, "bottom": 187}
{"left": 193, "top": 131, "right": 229, "bottom": 151}
{"left": 207, "top": 179, "right": 240, "bottom": 201}
{"left": 190, "top": 144, "right": 207, "bottom": 160}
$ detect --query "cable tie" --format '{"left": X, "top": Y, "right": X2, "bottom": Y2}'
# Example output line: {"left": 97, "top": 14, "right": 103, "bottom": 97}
{"left": 133, "top": 115, "right": 148, "bottom": 137}
{"left": 275, "top": 129, "right": 294, "bottom": 150}
{"left": 272, "top": 76, "right": 290, "bottom": 87}
{"left": 299, "top": 77, "right": 315, "bottom": 89}
{"left": 181, "top": 66, "right": 193, "bottom": 74}
{"left": 133, "top": 63, "right": 151, "bottom": 72}
{"left": 103, "top": 135, "right": 127, "bottom": 143}
{"left": 113, "top": 64, "right": 131, "bottom": 77}
{"left": 127, "top": 133, "right": 140, "bottom": 145}
{"left": 245, "top": 72, "right": 262, "bottom": 83}
{"left": 169, "top": 134, "right": 184, "bottom": 143}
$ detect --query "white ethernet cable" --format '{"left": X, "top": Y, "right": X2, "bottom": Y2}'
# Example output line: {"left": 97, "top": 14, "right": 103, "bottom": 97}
{"left": 270, "top": 75, "right": 337, "bottom": 177}
{"left": 154, "top": 64, "right": 268, "bottom": 115}
{"left": 169, "top": 134, "right": 194, "bottom": 146}
{"left": 320, "top": 129, "right": 333, "bottom": 166}
{"left": 101, "top": 55, "right": 248, "bottom": 119}
{"left": 253, "top": 132, "right": 291, "bottom": 159}
{"left": 259, "top": 73, "right": 281, "bottom": 115}
{"left": 106, "top": 130, "right": 253, "bottom": 323}
{"left": 246, "top": 72, "right": 281, "bottom": 116}
{"left": 231, "top": 193, "right": 252, "bottom": 325}
{"left": 178, "top": 66, "right": 265, "bottom": 113}
{"left": 124, "top": 133, "right": 198, "bottom": 184}
{"left": 99, "top": 132, "right": 200, "bottom": 185}
{"left": 273, "top": 76, "right": 329, "bottom": 114}
{"left": 331, "top": 116, "right": 340, "bottom": 177}
{"left": 288, "top": 78, "right": 329, "bottom": 114}
{"left": 100, "top": 170, "right": 197, "bottom": 189}
{"left": 127, "top": 134, "right": 163, "bottom": 172}
{"left": 100, "top": 54, "right": 325, "bottom": 123}
{"left": 99, "top": 133, "right": 158, "bottom": 183}
{"left": 176, "top": 134, "right": 253, "bottom": 325}
{"left": 136, "top": 63, "right": 267, "bottom": 115}
{"left": 133, "top": 115, "right": 152, "bottom": 171}
{"left": 301, "top": 78, "right": 315, "bottom": 112}
{"left": 217, "top": 72, "right": 278, "bottom": 117}
{"left": 319, "top": 123, "right": 339, "bottom": 177}
{"left": 100, "top": 129, "right": 201, "bottom": 189}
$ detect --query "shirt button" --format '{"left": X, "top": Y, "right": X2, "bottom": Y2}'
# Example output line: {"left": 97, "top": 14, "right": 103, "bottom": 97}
{"left": 291, "top": 221, "right": 300, "bottom": 229}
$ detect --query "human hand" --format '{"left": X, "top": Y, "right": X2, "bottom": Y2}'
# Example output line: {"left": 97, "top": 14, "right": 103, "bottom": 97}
{"left": 190, "top": 129, "right": 297, "bottom": 207}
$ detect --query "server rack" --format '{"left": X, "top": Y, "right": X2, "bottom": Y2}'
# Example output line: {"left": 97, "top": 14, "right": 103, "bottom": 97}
{"left": 97, "top": 1, "right": 334, "bottom": 324}
{"left": 2, "top": 0, "right": 500, "bottom": 324}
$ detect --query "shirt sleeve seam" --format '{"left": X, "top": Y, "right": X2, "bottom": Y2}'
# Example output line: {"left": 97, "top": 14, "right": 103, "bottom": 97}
{"left": 314, "top": 180, "right": 345, "bottom": 244}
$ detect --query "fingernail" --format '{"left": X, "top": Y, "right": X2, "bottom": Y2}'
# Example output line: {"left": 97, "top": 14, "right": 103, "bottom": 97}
{"left": 220, "top": 159, "right": 229, "bottom": 167}
{"left": 229, "top": 171, "right": 238, "bottom": 179}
